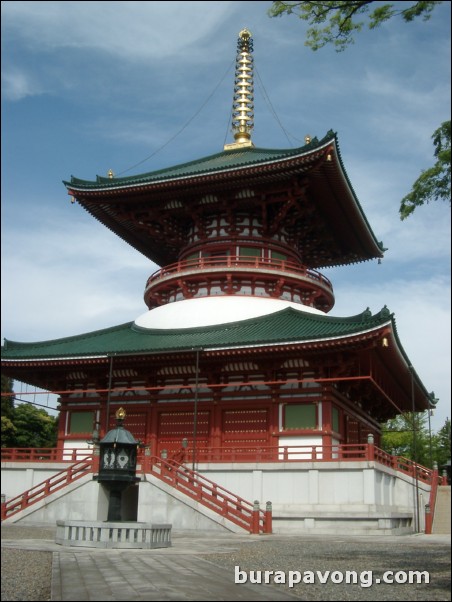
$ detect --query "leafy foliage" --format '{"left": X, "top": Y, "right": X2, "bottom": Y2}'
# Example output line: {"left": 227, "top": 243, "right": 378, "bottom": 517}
{"left": 381, "top": 412, "right": 450, "bottom": 469}
{"left": 1, "top": 375, "right": 15, "bottom": 419}
{"left": 381, "top": 412, "right": 430, "bottom": 466}
{"left": 268, "top": 1, "right": 449, "bottom": 219}
{"left": 432, "top": 417, "right": 451, "bottom": 470}
{"left": 1, "top": 415, "right": 17, "bottom": 448}
{"left": 12, "top": 404, "right": 58, "bottom": 448}
{"left": 1, "top": 376, "right": 58, "bottom": 447}
{"left": 268, "top": 1, "right": 443, "bottom": 51}
{"left": 400, "top": 120, "right": 451, "bottom": 219}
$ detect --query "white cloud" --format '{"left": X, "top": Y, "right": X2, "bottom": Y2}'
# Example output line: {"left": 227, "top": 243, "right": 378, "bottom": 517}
{"left": 331, "top": 276, "right": 451, "bottom": 431}
{"left": 2, "top": 1, "right": 450, "bottom": 433}
{"left": 1, "top": 206, "right": 153, "bottom": 340}
{"left": 1, "top": 69, "right": 42, "bottom": 101}
{"left": 2, "top": 1, "right": 235, "bottom": 60}
{"left": 346, "top": 160, "right": 451, "bottom": 264}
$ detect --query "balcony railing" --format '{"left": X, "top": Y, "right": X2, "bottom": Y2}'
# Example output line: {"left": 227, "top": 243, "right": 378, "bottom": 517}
{"left": 145, "top": 255, "right": 333, "bottom": 294}
{"left": 0, "top": 447, "right": 92, "bottom": 463}
{"left": 1, "top": 445, "right": 436, "bottom": 485}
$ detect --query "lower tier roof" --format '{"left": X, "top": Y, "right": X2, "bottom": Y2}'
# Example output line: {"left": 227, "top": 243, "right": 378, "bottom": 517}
{"left": 1, "top": 305, "right": 435, "bottom": 415}
{"left": 3, "top": 305, "right": 394, "bottom": 360}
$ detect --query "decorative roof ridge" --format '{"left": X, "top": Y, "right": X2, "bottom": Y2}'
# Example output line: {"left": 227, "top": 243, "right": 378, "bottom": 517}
{"left": 328, "top": 133, "right": 386, "bottom": 254}
{"left": 64, "top": 131, "right": 337, "bottom": 189}
{"left": 130, "top": 304, "right": 390, "bottom": 336}
{"left": 281, "top": 305, "right": 391, "bottom": 324}
{"left": 2, "top": 304, "right": 394, "bottom": 355}
{"left": 2, "top": 321, "right": 134, "bottom": 351}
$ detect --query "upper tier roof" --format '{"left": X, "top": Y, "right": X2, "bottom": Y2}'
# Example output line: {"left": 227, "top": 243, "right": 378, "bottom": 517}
{"left": 64, "top": 132, "right": 386, "bottom": 269}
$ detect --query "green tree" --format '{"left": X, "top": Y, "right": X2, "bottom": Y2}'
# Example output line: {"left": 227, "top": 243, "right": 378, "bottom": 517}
{"left": 268, "top": 1, "right": 442, "bottom": 51}
{"left": 1, "top": 375, "right": 59, "bottom": 448}
{"left": 432, "top": 417, "right": 451, "bottom": 469}
{"left": 400, "top": 120, "right": 451, "bottom": 219}
{"left": 1, "top": 376, "right": 17, "bottom": 446}
{"left": 1, "top": 415, "right": 17, "bottom": 448}
{"left": 381, "top": 412, "right": 431, "bottom": 466}
{"left": 12, "top": 404, "right": 58, "bottom": 448}
{"left": 1, "top": 374, "right": 15, "bottom": 419}
{"left": 268, "top": 1, "right": 450, "bottom": 219}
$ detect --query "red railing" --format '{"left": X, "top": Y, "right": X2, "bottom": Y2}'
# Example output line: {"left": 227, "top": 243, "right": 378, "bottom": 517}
{"left": 1, "top": 447, "right": 92, "bottom": 463}
{"left": 1, "top": 444, "right": 434, "bottom": 484}
{"left": 392, "top": 456, "right": 432, "bottom": 484}
{"left": 186, "top": 443, "right": 370, "bottom": 464}
{"left": 141, "top": 455, "right": 269, "bottom": 534}
{"left": 425, "top": 469, "right": 440, "bottom": 534}
{"left": 1, "top": 456, "right": 94, "bottom": 521}
{"left": 145, "top": 255, "right": 333, "bottom": 293}
{"left": 181, "top": 445, "right": 433, "bottom": 484}
{"left": 1, "top": 444, "right": 435, "bottom": 527}
{"left": 0, "top": 452, "right": 267, "bottom": 533}
{"left": 372, "top": 447, "right": 433, "bottom": 484}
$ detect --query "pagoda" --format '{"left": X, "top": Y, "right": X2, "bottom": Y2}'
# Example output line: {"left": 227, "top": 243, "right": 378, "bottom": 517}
{"left": 2, "top": 29, "right": 434, "bottom": 464}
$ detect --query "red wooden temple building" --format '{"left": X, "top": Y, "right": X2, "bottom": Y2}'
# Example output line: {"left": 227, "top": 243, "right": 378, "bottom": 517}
{"left": 1, "top": 29, "right": 434, "bottom": 463}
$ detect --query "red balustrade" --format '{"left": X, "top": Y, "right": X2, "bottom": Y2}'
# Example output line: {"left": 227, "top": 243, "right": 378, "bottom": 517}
{"left": 1, "top": 457, "right": 94, "bottom": 521}
{"left": 145, "top": 255, "right": 334, "bottom": 293}
{"left": 1, "top": 447, "right": 93, "bottom": 463}
{"left": 2, "top": 443, "right": 434, "bottom": 529}
{"left": 141, "top": 454, "right": 269, "bottom": 534}
{"left": 425, "top": 468, "right": 439, "bottom": 535}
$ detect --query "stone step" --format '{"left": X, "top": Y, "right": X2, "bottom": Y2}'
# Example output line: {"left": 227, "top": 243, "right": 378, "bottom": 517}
{"left": 432, "top": 486, "right": 451, "bottom": 535}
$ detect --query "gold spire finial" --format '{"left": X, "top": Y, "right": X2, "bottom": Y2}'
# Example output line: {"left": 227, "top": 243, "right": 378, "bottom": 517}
{"left": 116, "top": 407, "right": 126, "bottom": 421}
{"left": 224, "top": 29, "right": 255, "bottom": 151}
{"left": 108, "top": 169, "right": 114, "bottom": 179}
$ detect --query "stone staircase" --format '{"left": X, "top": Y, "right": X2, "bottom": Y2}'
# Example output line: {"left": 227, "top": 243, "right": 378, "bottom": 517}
{"left": 432, "top": 486, "right": 451, "bottom": 534}
{"left": 1, "top": 455, "right": 269, "bottom": 534}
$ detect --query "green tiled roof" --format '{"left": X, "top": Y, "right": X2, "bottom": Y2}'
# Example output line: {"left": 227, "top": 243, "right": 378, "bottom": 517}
{"left": 2, "top": 306, "right": 393, "bottom": 360}
{"left": 64, "top": 133, "right": 334, "bottom": 190}
{"left": 63, "top": 131, "right": 386, "bottom": 267}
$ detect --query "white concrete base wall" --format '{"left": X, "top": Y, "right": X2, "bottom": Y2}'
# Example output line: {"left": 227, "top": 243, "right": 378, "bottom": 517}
{"left": 195, "top": 461, "right": 429, "bottom": 503}
{"left": 1, "top": 463, "right": 72, "bottom": 500}
{"left": 137, "top": 476, "right": 244, "bottom": 532}
{"left": 1, "top": 461, "right": 431, "bottom": 534}
{"left": 3, "top": 476, "right": 100, "bottom": 524}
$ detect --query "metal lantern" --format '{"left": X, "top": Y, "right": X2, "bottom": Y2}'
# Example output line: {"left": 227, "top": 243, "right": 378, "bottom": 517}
{"left": 98, "top": 407, "right": 138, "bottom": 481}
{"left": 95, "top": 407, "right": 140, "bottom": 521}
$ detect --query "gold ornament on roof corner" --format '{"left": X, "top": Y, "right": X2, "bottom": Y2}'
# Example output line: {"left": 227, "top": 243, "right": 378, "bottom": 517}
{"left": 305, "top": 135, "right": 311, "bottom": 144}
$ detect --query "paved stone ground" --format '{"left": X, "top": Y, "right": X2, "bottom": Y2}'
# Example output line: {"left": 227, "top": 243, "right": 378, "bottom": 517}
{"left": 1, "top": 525, "right": 451, "bottom": 601}
{"left": 203, "top": 533, "right": 451, "bottom": 601}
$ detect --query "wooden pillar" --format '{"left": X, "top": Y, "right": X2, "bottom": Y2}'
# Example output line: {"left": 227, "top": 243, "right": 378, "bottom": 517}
{"left": 149, "top": 403, "right": 158, "bottom": 457}
{"left": 270, "top": 387, "right": 280, "bottom": 459}
{"left": 270, "top": 387, "right": 280, "bottom": 434}
{"left": 252, "top": 500, "right": 260, "bottom": 534}
{"left": 211, "top": 391, "right": 222, "bottom": 458}
{"left": 145, "top": 403, "right": 153, "bottom": 448}
{"left": 265, "top": 501, "right": 273, "bottom": 534}
{"left": 56, "top": 398, "right": 68, "bottom": 457}
{"left": 321, "top": 386, "right": 333, "bottom": 459}
{"left": 97, "top": 397, "right": 107, "bottom": 439}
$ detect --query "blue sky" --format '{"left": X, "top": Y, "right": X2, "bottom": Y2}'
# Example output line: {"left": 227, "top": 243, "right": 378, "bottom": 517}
{"left": 1, "top": 1, "right": 450, "bottom": 431}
